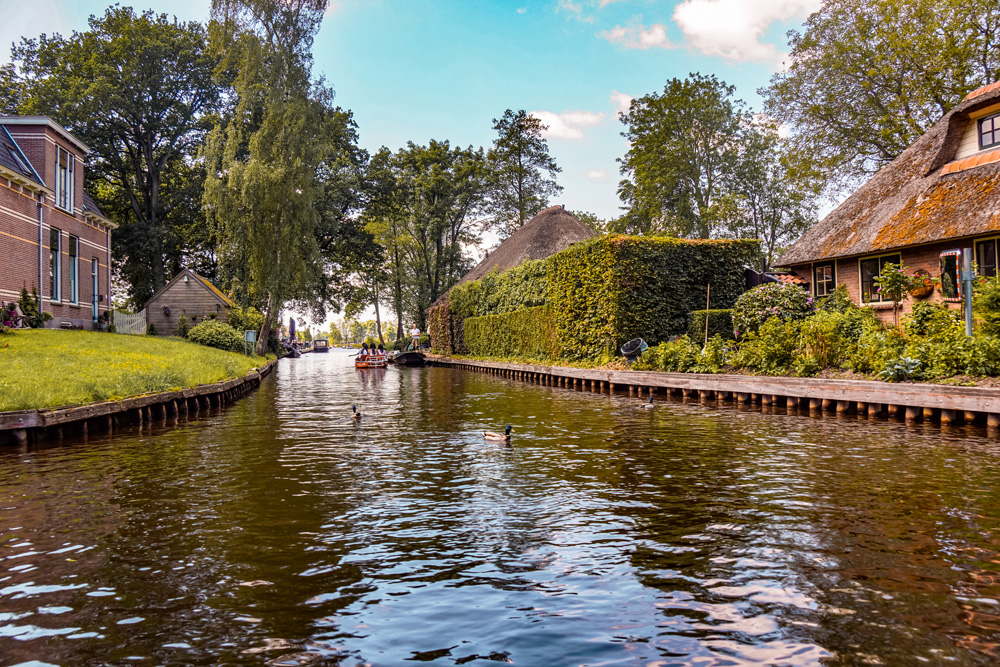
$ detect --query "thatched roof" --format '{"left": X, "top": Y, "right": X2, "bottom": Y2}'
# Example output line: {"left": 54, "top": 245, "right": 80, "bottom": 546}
{"left": 458, "top": 205, "right": 596, "bottom": 284}
{"left": 778, "top": 83, "right": 1000, "bottom": 266}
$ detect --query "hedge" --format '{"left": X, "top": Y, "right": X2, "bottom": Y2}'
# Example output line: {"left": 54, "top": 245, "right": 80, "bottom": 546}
{"left": 429, "top": 234, "right": 759, "bottom": 361}
{"left": 688, "top": 309, "right": 734, "bottom": 342}
{"left": 464, "top": 306, "right": 558, "bottom": 360}
{"left": 548, "top": 236, "right": 759, "bottom": 359}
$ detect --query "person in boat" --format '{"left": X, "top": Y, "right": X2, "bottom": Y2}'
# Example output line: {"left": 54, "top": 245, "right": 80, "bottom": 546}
{"left": 377, "top": 343, "right": 385, "bottom": 356}
{"left": 361, "top": 342, "right": 369, "bottom": 356}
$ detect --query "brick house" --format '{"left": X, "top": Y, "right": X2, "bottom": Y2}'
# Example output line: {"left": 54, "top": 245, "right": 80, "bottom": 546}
{"left": 0, "top": 116, "right": 115, "bottom": 328}
{"left": 777, "top": 82, "right": 1000, "bottom": 320}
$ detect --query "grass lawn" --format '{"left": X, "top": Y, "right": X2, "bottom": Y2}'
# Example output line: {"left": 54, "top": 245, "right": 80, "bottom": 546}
{"left": 0, "top": 329, "right": 271, "bottom": 412}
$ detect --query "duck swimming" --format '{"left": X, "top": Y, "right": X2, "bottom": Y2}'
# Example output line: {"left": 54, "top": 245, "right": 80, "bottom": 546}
{"left": 640, "top": 396, "right": 655, "bottom": 409}
{"left": 352, "top": 405, "right": 362, "bottom": 421}
{"left": 483, "top": 426, "right": 512, "bottom": 441}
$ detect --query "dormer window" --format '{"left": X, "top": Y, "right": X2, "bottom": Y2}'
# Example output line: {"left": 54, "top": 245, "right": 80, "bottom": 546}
{"left": 979, "top": 113, "right": 1000, "bottom": 151}
{"left": 55, "top": 146, "right": 74, "bottom": 212}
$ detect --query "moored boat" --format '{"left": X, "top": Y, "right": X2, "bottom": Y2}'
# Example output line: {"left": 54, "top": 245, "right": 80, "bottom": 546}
{"left": 313, "top": 338, "right": 330, "bottom": 353}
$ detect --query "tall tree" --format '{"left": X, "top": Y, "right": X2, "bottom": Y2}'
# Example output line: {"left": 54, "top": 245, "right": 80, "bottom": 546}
{"left": 488, "top": 109, "right": 563, "bottom": 238}
{"left": 618, "top": 74, "right": 745, "bottom": 239}
{"left": 764, "top": 0, "right": 1000, "bottom": 189}
{"left": 11, "top": 7, "right": 222, "bottom": 307}
{"left": 724, "top": 122, "right": 822, "bottom": 271}
{"left": 204, "top": 0, "right": 330, "bottom": 354}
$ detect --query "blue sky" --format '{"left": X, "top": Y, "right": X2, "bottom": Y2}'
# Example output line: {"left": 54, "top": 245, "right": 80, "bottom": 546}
{"left": 2, "top": 0, "right": 821, "bottom": 222}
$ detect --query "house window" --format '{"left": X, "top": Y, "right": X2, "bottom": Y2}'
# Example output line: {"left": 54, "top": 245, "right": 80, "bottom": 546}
{"left": 981, "top": 113, "right": 1000, "bottom": 151}
{"left": 977, "top": 239, "right": 997, "bottom": 278}
{"left": 859, "top": 254, "right": 901, "bottom": 303}
{"left": 68, "top": 236, "right": 79, "bottom": 304}
{"left": 55, "top": 146, "right": 74, "bottom": 212}
{"left": 940, "top": 252, "right": 961, "bottom": 299}
{"left": 49, "top": 227, "right": 61, "bottom": 302}
{"left": 91, "top": 258, "right": 99, "bottom": 322}
{"left": 813, "top": 262, "right": 836, "bottom": 297}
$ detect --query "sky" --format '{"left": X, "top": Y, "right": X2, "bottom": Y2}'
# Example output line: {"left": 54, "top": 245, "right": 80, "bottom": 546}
{"left": 0, "top": 0, "right": 822, "bottom": 331}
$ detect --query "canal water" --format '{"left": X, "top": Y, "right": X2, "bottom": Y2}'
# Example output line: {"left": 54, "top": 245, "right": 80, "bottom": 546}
{"left": 3, "top": 353, "right": 1000, "bottom": 666}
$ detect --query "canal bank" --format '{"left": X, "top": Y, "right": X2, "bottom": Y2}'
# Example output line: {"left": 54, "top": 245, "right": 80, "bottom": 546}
{"left": 0, "top": 359, "right": 277, "bottom": 445}
{"left": 426, "top": 354, "right": 1000, "bottom": 429}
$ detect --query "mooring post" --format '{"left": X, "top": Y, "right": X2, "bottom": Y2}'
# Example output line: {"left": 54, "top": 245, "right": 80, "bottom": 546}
{"left": 923, "top": 407, "right": 936, "bottom": 422}
{"left": 989, "top": 413, "right": 1000, "bottom": 429}
{"left": 12, "top": 429, "right": 27, "bottom": 445}
{"left": 941, "top": 409, "right": 957, "bottom": 425}
{"left": 966, "top": 411, "right": 978, "bottom": 424}
{"left": 906, "top": 406, "right": 921, "bottom": 422}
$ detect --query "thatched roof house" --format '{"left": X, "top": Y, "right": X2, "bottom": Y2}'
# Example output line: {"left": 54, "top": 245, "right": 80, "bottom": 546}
{"left": 459, "top": 205, "right": 595, "bottom": 284}
{"left": 778, "top": 81, "right": 1000, "bottom": 318}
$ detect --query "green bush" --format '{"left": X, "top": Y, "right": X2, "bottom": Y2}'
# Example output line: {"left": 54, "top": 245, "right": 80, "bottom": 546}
{"left": 175, "top": 314, "right": 190, "bottom": 338}
{"left": 464, "top": 306, "right": 558, "bottom": 360}
{"left": 730, "top": 317, "right": 802, "bottom": 375}
{"left": 227, "top": 306, "right": 265, "bottom": 337}
{"left": 188, "top": 319, "right": 244, "bottom": 353}
{"left": 688, "top": 309, "right": 733, "bottom": 341}
{"left": 146, "top": 322, "right": 158, "bottom": 336}
{"left": 732, "top": 282, "right": 815, "bottom": 339}
{"left": 975, "top": 276, "right": 1000, "bottom": 336}
{"left": 904, "top": 301, "right": 958, "bottom": 337}
{"left": 816, "top": 284, "right": 854, "bottom": 313}
{"left": 18, "top": 287, "right": 52, "bottom": 328}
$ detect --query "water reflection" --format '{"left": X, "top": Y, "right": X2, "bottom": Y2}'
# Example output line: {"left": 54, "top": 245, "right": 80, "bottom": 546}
{"left": 3, "top": 352, "right": 1000, "bottom": 664}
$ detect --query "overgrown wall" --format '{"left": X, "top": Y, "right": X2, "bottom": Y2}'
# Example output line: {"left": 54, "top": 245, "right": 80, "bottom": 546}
{"left": 428, "top": 234, "right": 759, "bottom": 360}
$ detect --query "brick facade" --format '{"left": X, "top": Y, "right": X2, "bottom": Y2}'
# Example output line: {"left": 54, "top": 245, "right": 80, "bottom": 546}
{"left": 0, "top": 117, "right": 115, "bottom": 329}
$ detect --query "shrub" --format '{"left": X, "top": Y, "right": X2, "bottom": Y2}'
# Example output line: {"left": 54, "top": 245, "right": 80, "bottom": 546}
{"left": 730, "top": 317, "right": 802, "bottom": 375}
{"left": 732, "top": 282, "right": 815, "bottom": 338}
{"left": 18, "top": 287, "right": 51, "bottom": 328}
{"left": 975, "top": 276, "right": 1000, "bottom": 336}
{"left": 146, "top": 322, "right": 158, "bottom": 336}
{"left": 904, "top": 302, "right": 959, "bottom": 337}
{"left": 227, "top": 306, "right": 265, "bottom": 336}
{"left": 634, "top": 336, "right": 701, "bottom": 373}
{"left": 816, "top": 284, "right": 854, "bottom": 313}
{"left": 878, "top": 357, "right": 924, "bottom": 382}
{"left": 188, "top": 319, "right": 244, "bottom": 353}
{"left": 175, "top": 314, "right": 190, "bottom": 338}
{"left": 688, "top": 309, "right": 734, "bottom": 342}
{"left": 464, "top": 306, "right": 558, "bottom": 360}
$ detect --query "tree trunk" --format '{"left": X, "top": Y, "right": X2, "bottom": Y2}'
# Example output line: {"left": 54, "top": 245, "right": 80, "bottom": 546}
{"left": 255, "top": 291, "right": 273, "bottom": 356}
{"left": 374, "top": 282, "right": 385, "bottom": 346}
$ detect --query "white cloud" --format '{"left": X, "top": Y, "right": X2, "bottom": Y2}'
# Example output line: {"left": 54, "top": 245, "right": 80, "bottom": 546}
{"left": 517, "top": 7, "right": 527, "bottom": 14}
{"left": 609, "top": 90, "right": 633, "bottom": 115}
{"left": 586, "top": 170, "right": 607, "bottom": 180}
{"left": 529, "top": 110, "right": 605, "bottom": 141}
{"left": 325, "top": 1, "right": 342, "bottom": 15}
{"left": 599, "top": 0, "right": 627, "bottom": 6}
{"left": 558, "top": 0, "right": 594, "bottom": 23}
{"left": 598, "top": 21, "right": 674, "bottom": 50}
{"left": 672, "top": 0, "right": 820, "bottom": 63}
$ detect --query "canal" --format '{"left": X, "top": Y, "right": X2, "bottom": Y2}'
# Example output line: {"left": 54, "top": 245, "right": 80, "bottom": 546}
{"left": 3, "top": 352, "right": 1000, "bottom": 665}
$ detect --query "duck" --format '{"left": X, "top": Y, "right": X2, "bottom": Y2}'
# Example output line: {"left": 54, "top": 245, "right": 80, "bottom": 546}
{"left": 640, "top": 396, "right": 655, "bottom": 409}
{"left": 483, "top": 426, "right": 512, "bottom": 441}
{"left": 351, "top": 405, "right": 362, "bottom": 421}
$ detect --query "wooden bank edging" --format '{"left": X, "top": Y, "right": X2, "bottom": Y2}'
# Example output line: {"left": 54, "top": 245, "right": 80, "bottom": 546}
{"left": 424, "top": 355, "right": 1000, "bottom": 428}
{"left": 0, "top": 359, "right": 278, "bottom": 445}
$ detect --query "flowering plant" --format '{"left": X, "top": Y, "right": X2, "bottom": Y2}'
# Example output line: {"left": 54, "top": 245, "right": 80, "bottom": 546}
{"left": 732, "top": 282, "right": 816, "bottom": 338}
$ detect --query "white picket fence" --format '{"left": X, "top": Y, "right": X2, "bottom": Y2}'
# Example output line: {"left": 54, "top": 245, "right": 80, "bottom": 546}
{"left": 113, "top": 308, "right": 147, "bottom": 335}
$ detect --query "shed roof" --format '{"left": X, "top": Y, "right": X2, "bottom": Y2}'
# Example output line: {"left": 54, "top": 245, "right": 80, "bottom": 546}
{"left": 458, "top": 205, "right": 595, "bottom": 284}
{"left": 777, "top": 83, "right": 1000, "bottom": 266}
{"left": 144, "top": 268, "right": 234, "bottom": 310}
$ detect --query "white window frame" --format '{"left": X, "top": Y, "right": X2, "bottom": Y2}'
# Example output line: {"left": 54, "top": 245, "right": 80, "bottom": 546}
{"left": 49, "top": 227, "right": 62, "bottom": 302}
{"left": 858, "top": 252, "right": 901, "bottom": 304}
{"left": 91, "top": 258, "right": 99, "bottom": 322}
{"left": 68, "top": 235, "right": 79, "bottom": 304}
{"left": 55, "top": 146, "right": 74, "bottom": 212}
{"left": 812, "top": 261, "right": 837, "bottom": 297}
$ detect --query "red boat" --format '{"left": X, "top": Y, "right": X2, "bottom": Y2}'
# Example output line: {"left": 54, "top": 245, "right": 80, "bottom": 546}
{"left": 355, "top": 352, "right": 388, "bottom": 369}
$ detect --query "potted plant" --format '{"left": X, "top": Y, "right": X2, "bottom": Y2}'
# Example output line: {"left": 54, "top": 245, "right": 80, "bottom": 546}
{"left": 909, "top": 269, "right": 936, "bottom": 299}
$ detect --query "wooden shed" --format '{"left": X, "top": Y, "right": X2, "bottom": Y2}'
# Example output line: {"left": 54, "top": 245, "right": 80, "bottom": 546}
{"left": 144, "top": 269, "right": 233, "bottom": 336}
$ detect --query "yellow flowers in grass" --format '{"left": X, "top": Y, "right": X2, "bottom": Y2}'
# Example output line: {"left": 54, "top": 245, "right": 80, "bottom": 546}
{"left": 0, "top": 330, "right": 270, "bottom": 411}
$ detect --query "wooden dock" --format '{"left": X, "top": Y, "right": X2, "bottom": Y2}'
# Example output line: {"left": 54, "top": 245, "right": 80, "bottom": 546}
{"left": 425, "top": 355, "right": 1000, "bottom": 429}
{"left": 0, "top": 360, "right": 277, "bottom": 446}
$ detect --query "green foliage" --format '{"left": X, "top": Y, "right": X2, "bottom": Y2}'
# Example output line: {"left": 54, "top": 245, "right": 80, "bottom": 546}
{"left": 146, "top": 322, "right": 158, "bottom": 336}
{"left": 227, "top": 306, "right": 265, "bottom": 337}
{"left": 363, "top": 336, "right": 377, "bottom": 347}
{"left": 464, "top": 306, "right": 558, "bottom": 360}
{"left": 188, "top": 319, "right": 244, "bottom": 353}
{"left": 873, "top": 261, "right": 917, "bottom": 323}
{"left": 549, "top": 235, "right": 759, "bottom": 360}
{"left": 18, "top": 287, "right": 51, "bottom": 328}
{"left": 487, "top": 109, "right": 563, "bottom": 237}
{"left": 904, "top": 302, "right": 959, "bottom": 337}
{"left": 975, "top": 275, "right": 1000, "bottom": 336}
{"left": 175, "top": 314, "right": 190, "bottom": 338}
{"left": 878, "top": 356, "right": 924, "bottom": 383}
{"left": 730, "top": 318, "right": 802, "bottom": 375}
{"left": 817, "top": 284, "right": 854, "bottom": 313}
{"left": 449, "top": 260, "right": 549, "bottom": 318}
{"left": 764, "top": 0, "right": 1000, "bottom": 188}
{"left": 688, "top": 309, "right": 734, "bottom": 342}
{"left": 732, "top": 282, "right": 815, "bottom": 338}
{"left": 634, "top": 334, "right": 729, "bottom": 374}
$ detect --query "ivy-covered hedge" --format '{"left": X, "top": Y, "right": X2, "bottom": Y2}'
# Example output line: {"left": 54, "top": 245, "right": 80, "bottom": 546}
{"left": 464, "top": 306, "right": 558, "bottom": 360}
{"left": 548, "top": 236, "right": 759, "bottom": 359}
{"left": 429, "top": 234, "right": 758, "bottom": 361}
{"left": 688, "top": 309, "right": 734, "bottom": 341}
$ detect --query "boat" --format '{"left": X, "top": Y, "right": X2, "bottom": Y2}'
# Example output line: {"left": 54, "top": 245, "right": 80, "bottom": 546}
{"left": 355, "top": 352, "right": 388, "bottom": 369}
{"left": 389, "top": 351, "right": 427, "bottom": 367}
{"left": 313, "top": 338, "right": 329, "bottom": 353}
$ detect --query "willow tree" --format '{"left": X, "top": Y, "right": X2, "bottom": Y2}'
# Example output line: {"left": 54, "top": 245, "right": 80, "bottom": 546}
{"left": 204, "top": 0, "right": 329, "bottom": 354}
